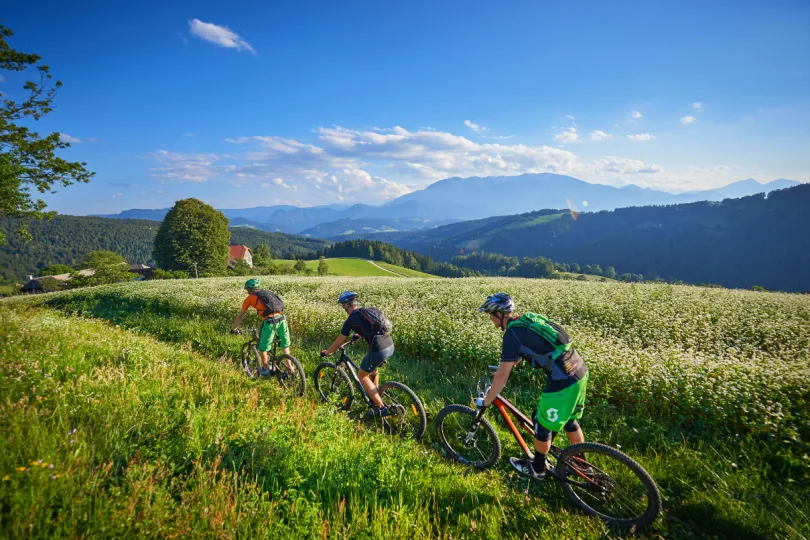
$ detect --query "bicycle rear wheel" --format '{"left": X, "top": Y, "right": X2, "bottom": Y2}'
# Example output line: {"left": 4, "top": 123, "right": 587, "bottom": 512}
{"left": 272, "top": 354, "right": 306, "bottom": 397}
{"left": 377, "top": 381, "right": 427, "bottom": 441}
{"left": 434, "top": 404, "right": 501, "bottom": 469}
{"left": 555, "top": 442, "right": 662, "bottom": 531}
{"left": 314, "top": 362, "right": 355, "bottom": 410}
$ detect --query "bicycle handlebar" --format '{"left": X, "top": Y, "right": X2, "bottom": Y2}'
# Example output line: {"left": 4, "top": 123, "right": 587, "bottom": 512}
{"left": 488, "top": 365, "right": 499, "bottom": 373}
{"left": 339, "top": 333, "right": 362, "bottom": 351}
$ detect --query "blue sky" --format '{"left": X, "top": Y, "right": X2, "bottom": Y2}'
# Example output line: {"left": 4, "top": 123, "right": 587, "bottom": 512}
{"left": 3, "top": 0, "right": 809, "bottom": 213}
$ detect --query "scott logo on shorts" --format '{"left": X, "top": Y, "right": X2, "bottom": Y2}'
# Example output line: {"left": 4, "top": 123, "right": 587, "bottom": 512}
{"left": 546, "top": 408, "right": 559, "bottom": 422}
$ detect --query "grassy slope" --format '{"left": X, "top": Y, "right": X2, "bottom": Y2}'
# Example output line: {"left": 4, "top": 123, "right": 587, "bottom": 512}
{"left": 3, "top": 278, "right": 809, "bottom": 538}
{"left": 273, "top": 258, "right": 434, "bottom": 278}
{"left": 373, "top": 261, "right": 438, "bottom": 278}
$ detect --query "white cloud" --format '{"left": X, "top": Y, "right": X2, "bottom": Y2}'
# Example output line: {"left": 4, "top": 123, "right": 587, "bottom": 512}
{"left": 464, "top": 120, "right": 487, "bottom": 132}
{"left": 111, "top": 192, "right": 123, "bottom": 199}
{"left": 188, "top": 19, "right": 255, "bottom": 54}
{"left": 681, "top": 116, "right": 696, "bottom": 125}
{"left": 692, "top": 102, "right": 703, "bottom": 109}
{"left": 631, "top": 111, "right": 643, "bottom": 120}
{"left": 554, "top": 127, "right": 580, "bottom": 145}
{"left": 593, "top": 157, "right": 664, "bottom": 175}
{"left": 565, "top": 115, "right": 575, "bottom": 121}
{"left": 86, "top": 137, "right": 98, "bottom": 142}
{"left": 590, "top": 130, "right": 613, "bottom": 141}
{"left": 59, "top": 133, "right": 81, "bottom": 144}
{"left": 148, "top": 150, "right": 221, "bottom": 182}
{"left": 149, "top": 124, "right": 682, "bottom": 203}
{"left": 627, "top": 133, "right": 655, "bottom": 141}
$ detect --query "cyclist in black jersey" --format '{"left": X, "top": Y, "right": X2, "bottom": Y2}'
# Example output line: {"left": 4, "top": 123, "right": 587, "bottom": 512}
{"left": 477, "top": 293, "right": 589, "bottom": 480}
{"left": 320, "top": 291, "right": 395, "bottom": 417}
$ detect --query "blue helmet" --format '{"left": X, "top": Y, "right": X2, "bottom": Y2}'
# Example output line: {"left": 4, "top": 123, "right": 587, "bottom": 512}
{"left": 338, "top": 291, "right": 359, "bottom": 304}
{"left": 478, "top": 292, "right": 515, "bottom": 314}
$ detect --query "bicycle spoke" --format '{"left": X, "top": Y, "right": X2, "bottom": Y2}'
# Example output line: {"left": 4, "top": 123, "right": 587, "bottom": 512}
{"left": 440, "top": 409, "right": 497, "bottom": 466}
{"left": 563, "top": 450, "right": 652, "bottom": 522}
{"left": 379, "top": 385, "right": 423, "bottom": 439}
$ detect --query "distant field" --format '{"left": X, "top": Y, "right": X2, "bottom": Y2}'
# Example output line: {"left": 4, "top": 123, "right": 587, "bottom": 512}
{"left": 374, "top": 261, "right": 439, "bottom": 278}
{"left": 273, "top": 258, "right": 436, "bottom": 278}
{"left": 560, "top": 272, "right": 617, "bottom": 282}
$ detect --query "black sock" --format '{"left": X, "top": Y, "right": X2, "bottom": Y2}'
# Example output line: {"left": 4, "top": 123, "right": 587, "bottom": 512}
{"left": 532, "top": 453, "right": 547, "bottom": 473}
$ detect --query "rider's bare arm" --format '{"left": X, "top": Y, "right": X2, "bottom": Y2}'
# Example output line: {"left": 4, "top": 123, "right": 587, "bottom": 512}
{"left": 231, "top": 309, "right": 249, "bottom": 332}
{"left": 323, "top": 334, "right": 348, "bottom": 356}
{"left": 483, "top": 361, "right": 517, "bottom": 406}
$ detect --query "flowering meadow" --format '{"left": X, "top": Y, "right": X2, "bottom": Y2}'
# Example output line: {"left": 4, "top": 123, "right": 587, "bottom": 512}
{"left": 2, "top": 276, "right": 809, "bottom": 538}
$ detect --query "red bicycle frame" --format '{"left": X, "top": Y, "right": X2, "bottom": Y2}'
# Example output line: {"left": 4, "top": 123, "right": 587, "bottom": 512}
{"left": 492, "top": 394, "right": 536, "bottom": 459}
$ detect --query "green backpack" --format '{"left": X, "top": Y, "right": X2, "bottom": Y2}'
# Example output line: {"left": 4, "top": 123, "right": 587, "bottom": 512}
{"left": 509, "top": 312, "right": 573, "bottom": 361}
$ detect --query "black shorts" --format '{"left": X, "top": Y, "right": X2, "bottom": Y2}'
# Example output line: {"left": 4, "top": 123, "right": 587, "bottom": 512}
{"left": 360, "top": 336, "right": 394, "bottom": 373}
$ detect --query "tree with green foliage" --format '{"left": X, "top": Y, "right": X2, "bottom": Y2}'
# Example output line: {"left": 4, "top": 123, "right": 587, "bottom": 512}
{"left": 0, "top": 24, "right": 94, "bottom": 245}
{"left": 318, "top": 256, "right": 329, "bottom": 276}
{"left": 67, "top": 250, "right": 136, "bottom": 289}
{"left": 77, "top": 250, "right": 126, "bottom": 269}
{"left": 153, "top": 199, "right": 230, "bottom": 275}
{"left": 152, "top": 269, "right": 188, "bottom": 280}
{"left": 570, "top": 263, "right": 580, "bottom": 273}
{"left": 229, "top": 259, "right": 252, "bottom": 276}
{"left": 293, "top": 259, "right": 307, "bottom": 273}
{"left": 604, "top": 266, "right": 617, "bottom": 279}
{"left": 39, "top": 263, "right": 73, "bottom": 276}
{"left": 253, "top": 243, "right": 272, "bottom": 266}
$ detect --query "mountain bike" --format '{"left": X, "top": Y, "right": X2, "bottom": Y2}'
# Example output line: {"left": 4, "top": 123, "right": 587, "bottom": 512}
{"left": 434, "top": 366, "right": 662, "bottom": 531}
{"left": 314, "top": 334, "right": 427, "bottom": 440}
{"left": 234, "top": 327, "right": 306, "bottom": 397}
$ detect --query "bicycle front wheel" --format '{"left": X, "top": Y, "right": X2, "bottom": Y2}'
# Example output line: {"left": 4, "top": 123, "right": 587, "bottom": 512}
{"left": 555, "top": 442, "right": 662, "bottom": 531}
{"left": 314, "top": 362, "right": 354, "bottom": 410}
{"left": 273, "top": 354, "right": 306, "bottom": 397}
{"left": 378, "top": 381, "right": 427, "bottom": 441}
{"left": 434, "top": 404, "right": 501, "bottom": 469}
{"left": 241, "top": 342, "right": 260, "bottom": 378}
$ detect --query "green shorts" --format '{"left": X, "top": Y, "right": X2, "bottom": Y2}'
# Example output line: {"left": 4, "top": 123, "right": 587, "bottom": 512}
{"left": 535, "top": 372, "right": 588, "bottom": 432}
{"left": 258, "top": 316, "right": 291, "bottom": 351}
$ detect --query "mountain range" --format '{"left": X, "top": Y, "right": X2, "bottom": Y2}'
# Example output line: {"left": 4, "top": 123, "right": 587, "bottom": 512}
{"left": 94, "top": 174, "right": 800, "bottom": 236}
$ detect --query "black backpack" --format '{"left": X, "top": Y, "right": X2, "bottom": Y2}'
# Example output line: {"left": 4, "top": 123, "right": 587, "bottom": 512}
{"left": 359, "top": 307, "right": 393, "bottom": 336}
{"left": 253, "top": 290, "right": 284, "bottom": 317}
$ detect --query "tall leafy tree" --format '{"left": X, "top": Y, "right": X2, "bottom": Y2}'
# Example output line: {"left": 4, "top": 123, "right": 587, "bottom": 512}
{"left": 153, "top": 199, "right": 230, "bottom": 275}
{"left": 253, "top": 243, "right": 272, "bottom": 266}
{"left": 318, "top": 256, "right": 329, "bottom": 275}
{"left": 0, "top": 24, "right": 94, "bottom": 244}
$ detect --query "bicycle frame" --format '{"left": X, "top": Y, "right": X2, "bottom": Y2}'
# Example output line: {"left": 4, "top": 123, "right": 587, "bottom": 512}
{"left": 245, "top": 328, "right": 282, "bottom": 370}
{"left": 488, "top": 393, "right": 600, "bottom": 486}
{"left": 335, "top": 347, "right": 376, "bottom": 407}
{"left": 490, "top": 393, "right": 539, "bottom": 459}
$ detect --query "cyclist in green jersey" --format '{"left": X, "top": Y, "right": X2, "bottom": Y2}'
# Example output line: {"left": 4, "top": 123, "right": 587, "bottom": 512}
{"left": 476, "top": 293, "right": 589, "bottom": 480}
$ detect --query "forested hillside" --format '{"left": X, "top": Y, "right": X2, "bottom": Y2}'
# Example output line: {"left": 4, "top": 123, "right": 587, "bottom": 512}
{"left": 382, "top": 184, "right": 810, "bottom": 291}
{"left": 0, "top": 216, "right": 329, "bottom": 282}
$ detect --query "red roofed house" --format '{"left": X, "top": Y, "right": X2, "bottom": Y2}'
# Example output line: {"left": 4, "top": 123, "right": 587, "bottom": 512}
{"left": 229, "top": 245, "right": 253, "bottom": 268}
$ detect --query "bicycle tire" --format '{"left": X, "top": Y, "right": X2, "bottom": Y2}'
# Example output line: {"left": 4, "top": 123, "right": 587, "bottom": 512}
{"left": 555, "top": 442, "right": 662, "bottom": 531}
{"left": 377, "top": 381, "right": 427, "bottom": 441}
{"left": 313, "top": 362, "right": 355, "bottom": 410}
{"left": 273, "top": 353, "right": 306, "bottom": 397}
{"left": 434, "top": 404, "right": 501, "bottom": 469}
